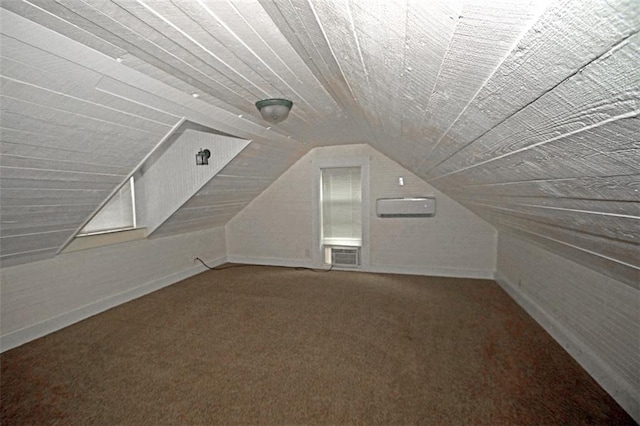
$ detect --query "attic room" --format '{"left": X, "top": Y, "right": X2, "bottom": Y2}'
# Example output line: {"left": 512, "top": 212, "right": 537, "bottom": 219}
{"left": 0, "top": 0, "right": 638, "bottom": 423}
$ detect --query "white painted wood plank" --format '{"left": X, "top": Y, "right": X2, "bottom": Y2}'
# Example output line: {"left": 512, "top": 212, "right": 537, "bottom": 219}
{"left": 2, "top": 9, "right": 303, "bottom": 147}
{"left": 115, "top": 0, "right": 326, "bottom": 128}
{"left": 149, "top": 216, "right": 235, "bottom": 238}
{"left": 256, "top": 0, "right": 374, "bottom": 141}
{"left": 453, "top": 194, "right": 639, "bottom": 216}
{"left": 181, "top": 0, "right": 338, "bottom": 119}
{"left": 464, "top": 199, "right": 639, "bottom": 244}
{"left": 0, "top": 177, "right": 118, "bottom": 191}
{"left": 497, "top": 225, "right": 639, "bottom": 289}
{"left": 0, "top": 141, "right": 132, "bottom": 167}
{"left": 0, "top": 154, "right": 130, "bottom": 176}
{"left": 1, "top": 0, "right": 126, "bottom": 59}
{"left": 467, "top": 204, "right": 639, "bottom": 285}
{"left": 94, "top": 76, "right": 301, "bottom": 147}
{"left": 400, "top": 0, "right": 462, "bottom": 148}
{"left": 1, "top": 221, "right": 92, "bottom": 238}
{"left": 0, "top": 52, "right": 178, "bottom": 125}
{"left": 199, "top": 175, "right": 273, "bottom": 192}
{"left": 445, "top": 175, "right": 640, "bottom": 202}
{"left": 0, "top": 195, "right": 105, "bottom": 208}
{"left": 0, "top": 230, "right": 73, "bottom": 257}
{"left": 427, "top": 34, "right": 640, "bottom": 179}
{"left": 412, "top": 0, "right": 549, "bottom": 169}
{"left": 57, "top": 0, "right": 255, "bottom": 107}
{"left": 0, "top": 127, "right": 140, "bottom": 162}
{"left": 0, "top": 78, "right": 173, "bottom": 133}
{"left": 433, "top": 117, "right": 639, "bottom": 188}
{"left": 0, "top": 247, "right": 58, "bottom": 268}
{"left": 491, "top": 213, "right": 640, "bottom": 268}
{"left": 0, "top": 167, "right": 125, "bottom": 184}
{"left": 112, "top": 0, "right": 268, "bottom": 97}
{"left": 419, "top": 0, "right": 640, "bottom": 173}
{"left": 1, "top": 210, "right": 94, "bottom": 231}
{"left": 1, "top": 95, "right": 166, "bottom": 139}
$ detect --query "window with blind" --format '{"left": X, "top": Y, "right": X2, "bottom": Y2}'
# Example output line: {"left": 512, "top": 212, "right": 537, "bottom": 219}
{"left": 79, "top": 177, "right": 136, "bottom": 235}
{"left": 321, "top": 167, "right": 362, "bottom": 246}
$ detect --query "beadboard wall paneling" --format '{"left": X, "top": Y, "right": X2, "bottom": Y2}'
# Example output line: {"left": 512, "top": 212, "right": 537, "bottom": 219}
{"left": 227, "top": 144, "right": 497, "bottom": 278}
{"left": 0, "top": 227, "right": 226, "bottom": 352}
{"left": 136, "top": 129, "right": 250, "bottom": 235}
{"left": 495, "top": 232, "right": 640, "bottom": 422}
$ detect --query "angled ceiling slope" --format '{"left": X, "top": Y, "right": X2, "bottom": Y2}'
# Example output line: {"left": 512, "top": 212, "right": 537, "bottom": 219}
{"left": 0, "top": 1, "right": 638, "bottom": 286}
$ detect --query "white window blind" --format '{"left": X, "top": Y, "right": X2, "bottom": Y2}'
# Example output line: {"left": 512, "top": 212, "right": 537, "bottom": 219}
{"left": 321, "top": 167, "right": 362, "bottom": 246}
{"left": 79, "top": 177, "right": 136, "bottom": 235}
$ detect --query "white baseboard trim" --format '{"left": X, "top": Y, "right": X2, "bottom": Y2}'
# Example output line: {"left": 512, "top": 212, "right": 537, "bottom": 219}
{"left": 366, "top": 264, "right": 495, "bottom": 280}
{"left": 227, "top": 255, "right": 313, "bottom": 269}
{"left": 495, "top": 272, "right": 640, "bottom": 423}
{"left": 227, "top": 255, "right": 494, "bottom": 279}
{"left": 0, "top": 256, "right": 227, "bottom": 353}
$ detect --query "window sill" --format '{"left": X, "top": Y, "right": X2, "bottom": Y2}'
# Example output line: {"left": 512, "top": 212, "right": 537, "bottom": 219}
{"left": 322, "top": 238, "right": 361, "bottom": 247}
{"left": 62, "top": 228, "right": 147, "bottom": 253}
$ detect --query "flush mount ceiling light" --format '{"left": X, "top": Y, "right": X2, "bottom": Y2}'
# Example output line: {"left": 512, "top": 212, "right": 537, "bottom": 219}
{"left": 255, "top": 98, "right": 293, "bottom": 124}
{"left": 196, "top": 148, "right": 210, "bottom": 165}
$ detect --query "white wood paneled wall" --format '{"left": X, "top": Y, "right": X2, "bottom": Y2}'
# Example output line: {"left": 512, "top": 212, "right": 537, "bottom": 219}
{"left": 0, "top": 226, "right": 227, "bottom": 352}
{"left": 227, "top": 144, "right": 497, "bottom": 278}
{"left": 136, "top": 129, "right": 250, "bottom": 236}
{"left": 0, "top": 1, "right": 638, "bottom": 415}
{"left": 496, "top": 233, "right": 640, "bottom": 422}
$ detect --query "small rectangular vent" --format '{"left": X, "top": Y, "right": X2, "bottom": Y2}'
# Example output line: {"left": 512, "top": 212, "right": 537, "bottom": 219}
{"left": 329, "top": 246, "right": 360, "bottom": 267}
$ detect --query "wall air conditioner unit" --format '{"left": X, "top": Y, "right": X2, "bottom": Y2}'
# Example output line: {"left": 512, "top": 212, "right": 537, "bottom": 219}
{"left": 376, "top": 197, "right": 436, "bottom": 218}
{"left": 324, "top": 246, "right": 361, "bottom": 268}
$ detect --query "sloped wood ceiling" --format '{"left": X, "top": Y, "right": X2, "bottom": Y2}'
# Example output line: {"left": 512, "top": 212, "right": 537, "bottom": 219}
{"left": 0, "top": 0, "right": 638, "bottom": 285}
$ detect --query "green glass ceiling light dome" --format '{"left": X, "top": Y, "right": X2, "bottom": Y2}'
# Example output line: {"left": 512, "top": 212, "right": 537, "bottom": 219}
{"left": 255, "top": 98, "right": 293, "bottom": 124}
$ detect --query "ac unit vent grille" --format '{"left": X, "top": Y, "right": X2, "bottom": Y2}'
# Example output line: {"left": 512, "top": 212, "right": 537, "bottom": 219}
{"left": 329, "top": 246, "right": 360, "bottom": 267}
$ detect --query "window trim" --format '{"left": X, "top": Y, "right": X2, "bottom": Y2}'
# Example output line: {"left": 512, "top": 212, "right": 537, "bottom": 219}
{"left": 62, "top": 227, "right": 147, "bottom": 253}
{"left": 312, "top": 156, "right": 370, "bottom": 268}
{"left": 77, "top": 176, "right": 137, "bottom": 237}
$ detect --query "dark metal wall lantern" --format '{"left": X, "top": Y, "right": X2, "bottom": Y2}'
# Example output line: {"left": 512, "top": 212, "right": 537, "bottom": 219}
{"left": 196, "top": 148, "right": 211, "bottom": 165}
{"left": 255, "top": 98, "right": 293, "bottom": 124}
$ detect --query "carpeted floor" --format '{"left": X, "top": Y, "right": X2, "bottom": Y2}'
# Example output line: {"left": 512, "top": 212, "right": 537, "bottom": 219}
{"left": 1, "top": 265, "right": 635, "bottom": 425}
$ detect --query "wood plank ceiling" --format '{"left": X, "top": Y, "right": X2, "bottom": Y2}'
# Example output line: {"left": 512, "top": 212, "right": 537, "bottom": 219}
{"left": 0, "top": 0, "right": 638, "bottom": 286}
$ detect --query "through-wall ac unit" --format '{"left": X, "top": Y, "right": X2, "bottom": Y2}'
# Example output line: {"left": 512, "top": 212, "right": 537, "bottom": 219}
{"left": 376, "top": 197, "right": 436, "bottom": 218}
{"left": 325, "top": 246, "right": 361, "bottom": 267}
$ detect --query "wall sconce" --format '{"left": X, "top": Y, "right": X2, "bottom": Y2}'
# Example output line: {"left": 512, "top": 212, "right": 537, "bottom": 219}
{"left": 255, "top": 98, "right": 293, "bottom": 124}
{"left": 196, "top": 148, "right": 210, "bottom": 165}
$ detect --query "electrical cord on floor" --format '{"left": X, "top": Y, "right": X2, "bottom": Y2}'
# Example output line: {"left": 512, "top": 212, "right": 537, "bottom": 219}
{"left": 194, "top": 257, "right": 250, "bottom": 271}
{"left": 294, "top": 265, "right": 333, "bottom": 273}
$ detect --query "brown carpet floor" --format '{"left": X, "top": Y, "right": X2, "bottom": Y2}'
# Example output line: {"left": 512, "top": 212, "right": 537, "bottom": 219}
{"left": 1, "top": 265, "right": 635, "bottom": 425}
